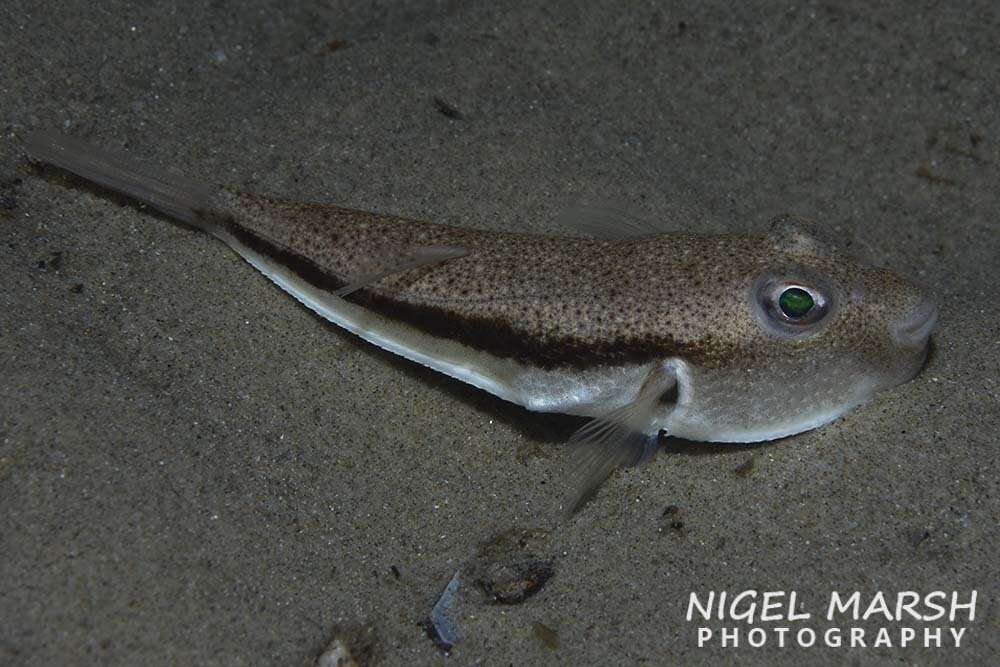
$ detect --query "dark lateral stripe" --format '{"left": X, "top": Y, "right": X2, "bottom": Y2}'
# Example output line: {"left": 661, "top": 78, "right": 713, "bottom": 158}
{"left": 226, "top": 221, "right": 701, "bottom": 369}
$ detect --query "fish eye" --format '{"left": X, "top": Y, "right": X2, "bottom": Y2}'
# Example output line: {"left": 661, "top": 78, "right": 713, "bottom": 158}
{"left": 753, "top": 277, "right": 832, "bottom": 335}
{"left": 778, "top": 287, "right": 815, "bottom": 319}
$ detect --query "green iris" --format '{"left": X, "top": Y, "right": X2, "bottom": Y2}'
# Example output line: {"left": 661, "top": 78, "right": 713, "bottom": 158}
{"left": 778, "top": 287, "right": 814, "bottom": 319}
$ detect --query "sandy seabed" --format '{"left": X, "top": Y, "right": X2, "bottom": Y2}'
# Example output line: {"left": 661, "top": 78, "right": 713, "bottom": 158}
{"left": 1, "top": 2, "right": 997, "bottom": 665}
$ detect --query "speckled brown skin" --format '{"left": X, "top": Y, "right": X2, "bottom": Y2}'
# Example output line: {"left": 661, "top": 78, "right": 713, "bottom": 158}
{"left": 210, "top": 192, "right": 930, "bottom": 389}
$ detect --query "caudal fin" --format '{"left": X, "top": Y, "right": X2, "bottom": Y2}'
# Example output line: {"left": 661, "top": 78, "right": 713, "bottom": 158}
{"left": 24, "top": 130, "right": 215, "bottom": 225}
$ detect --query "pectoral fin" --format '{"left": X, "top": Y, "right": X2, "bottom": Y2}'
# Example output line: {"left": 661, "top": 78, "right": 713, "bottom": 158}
{"left": 564, "top": 363, "right": 678, "bottom": 515}
{"left": 554, "top": 204, "right": 660, "bottom": 239}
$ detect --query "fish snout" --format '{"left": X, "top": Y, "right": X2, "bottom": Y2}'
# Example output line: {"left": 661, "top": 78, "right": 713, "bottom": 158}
{"left": 892, "top": 298, "right": 938, "bottom": 347}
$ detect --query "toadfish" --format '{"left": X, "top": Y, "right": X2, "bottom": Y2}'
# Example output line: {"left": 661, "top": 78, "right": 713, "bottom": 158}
{"left": 24, "top": 131, "right": 938, "bottom": 511}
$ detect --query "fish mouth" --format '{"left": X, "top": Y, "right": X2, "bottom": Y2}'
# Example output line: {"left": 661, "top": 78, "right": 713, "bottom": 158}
{"left": 893, "top": 299, "right": 939, "bottom": 348}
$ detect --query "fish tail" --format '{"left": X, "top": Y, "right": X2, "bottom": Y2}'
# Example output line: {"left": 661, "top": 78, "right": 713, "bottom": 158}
{"left": 24, "top": 130, "right": 216, "bottom": 227}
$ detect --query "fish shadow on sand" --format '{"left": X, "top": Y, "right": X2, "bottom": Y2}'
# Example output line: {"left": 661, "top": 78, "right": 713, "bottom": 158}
{"left": 320, "top": 321, "right": 787, "bottom": 461}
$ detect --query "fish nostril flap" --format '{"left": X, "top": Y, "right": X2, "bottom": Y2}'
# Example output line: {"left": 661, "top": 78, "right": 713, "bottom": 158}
{"left": 894, "top": 300, "right": 938, "bottom": 344}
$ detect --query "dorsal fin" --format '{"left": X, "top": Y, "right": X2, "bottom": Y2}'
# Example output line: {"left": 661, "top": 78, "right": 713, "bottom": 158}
{"left": 334, "top": 245, "right": 469, "bottom": 297}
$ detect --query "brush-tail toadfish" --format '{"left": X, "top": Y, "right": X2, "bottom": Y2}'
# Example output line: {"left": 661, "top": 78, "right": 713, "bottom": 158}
{"left": 24, "top": 131, "right": 938, "bottom": 511}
